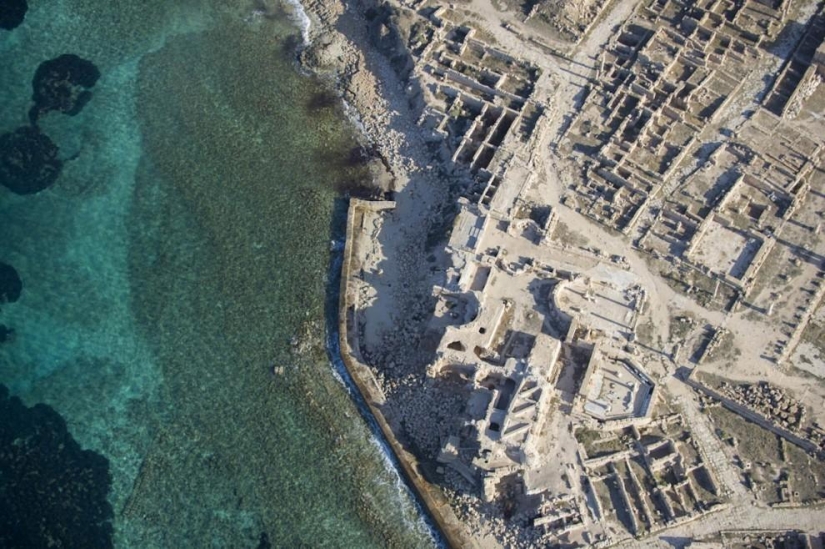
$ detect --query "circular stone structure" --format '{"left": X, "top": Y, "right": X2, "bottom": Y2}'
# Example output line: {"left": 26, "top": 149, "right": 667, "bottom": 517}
{"left": 29, "top": 54, "right": 101, "bottom": 123}
{"left": 0, "top": 262, "right": 22, "bottom": 304}
{"left": 0, "top": 126, "right": 63, "bottom": 195}
{"left": 0, "top": 0, "right": 27, "bottom": 30}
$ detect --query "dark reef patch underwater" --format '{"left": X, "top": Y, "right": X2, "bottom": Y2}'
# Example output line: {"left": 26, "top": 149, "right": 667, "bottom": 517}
{"left": 0, "top": 0, "right": 27, "bottom": 30}
{"left": 0, "top": 262, "right": 22, "bottom": 304}
{"left": 0, "top": 1, "right": 433, "bottom": 548}
{"left": 0, "top": 384, "right": 114, "bottom": 549}
{"left": 29, "top": 54, "right": 101, "bottom": 123}
{"left": 0, "top": 126, "right": 63, "bottom": 195}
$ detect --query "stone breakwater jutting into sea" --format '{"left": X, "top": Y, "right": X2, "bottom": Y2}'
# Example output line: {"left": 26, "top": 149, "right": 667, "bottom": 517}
{"left": 0, "top": 0, "right": 434, "bottom": 547}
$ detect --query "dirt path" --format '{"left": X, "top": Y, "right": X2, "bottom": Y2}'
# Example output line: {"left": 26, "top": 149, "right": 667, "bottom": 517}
{"left": 667, "top": 379, "right": 751, "bottom": 500}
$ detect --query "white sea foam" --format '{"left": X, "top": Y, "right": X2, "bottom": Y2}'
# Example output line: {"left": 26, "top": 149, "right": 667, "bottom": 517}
{"left": 330, "top": 366, "right": 346, "bottom": 387}
{"left": 283, "top": 0, "right": 312, "bottom": 46}
{"left": 367, "top": 435, "right": 441, "bottom": 545}
{"left": 331, "top": 352, "right": 439, "bottom": 544}
{"left": 341, "top": 99, "right": 368, "bottom": 136}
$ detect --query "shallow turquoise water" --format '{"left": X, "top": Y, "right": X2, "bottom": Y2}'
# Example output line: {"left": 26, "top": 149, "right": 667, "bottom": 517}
{"left": 0, "top": 1, "right": 433, "bottom": 547}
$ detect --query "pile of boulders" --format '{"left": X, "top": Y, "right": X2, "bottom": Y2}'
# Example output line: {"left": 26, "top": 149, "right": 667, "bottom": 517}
{"left": 719, "top": 381, "right": 805, "bottom": 431}
{"left": 531, "top": 0, "right": 609, "bottom": 42}
{"left": 449, "top": 491, "right": 544, "bottom": 549}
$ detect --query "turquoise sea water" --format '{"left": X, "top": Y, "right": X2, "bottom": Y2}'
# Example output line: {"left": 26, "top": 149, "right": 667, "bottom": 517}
{"left": 0, "top": 1, "right": 434, "bottom": 547}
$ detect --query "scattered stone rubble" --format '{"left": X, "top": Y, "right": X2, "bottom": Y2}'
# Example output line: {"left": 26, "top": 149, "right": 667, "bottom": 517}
{"left": 718, "top": 381, "right": 806, "bottom": 431}
{"left": 524, "top": 0, "right": 614, "bottom": 43}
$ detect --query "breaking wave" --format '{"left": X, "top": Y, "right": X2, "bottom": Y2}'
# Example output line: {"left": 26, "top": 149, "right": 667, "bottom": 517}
{"left": 284, "top": 0, "right": 311, "bottom": 46}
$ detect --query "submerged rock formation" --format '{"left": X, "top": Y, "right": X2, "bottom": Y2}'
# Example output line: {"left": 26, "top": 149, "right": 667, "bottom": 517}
{"left": 0, "top": 0, "right": 27, "bottom": 30}
{"left": 29, "top": 54, "right": 101, "bottom": 123}
{"left": 0, "top": 126, "right": 63, "bottom": 195}
{"left": 0, "top": 262, "right": 22, "bottom": 304}
{"left": 0, "top": 384, "right": 114, "bottom": 548}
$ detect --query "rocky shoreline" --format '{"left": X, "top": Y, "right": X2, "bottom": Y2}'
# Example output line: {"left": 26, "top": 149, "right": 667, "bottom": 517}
{"left": 293, "top": 0, "right": 529, "bottom": 546}
{"left": 294, "top": 0, "right": 479, "bottom": 541}
{"left": 297, "top": 0, "right": 419, "bottom": 177}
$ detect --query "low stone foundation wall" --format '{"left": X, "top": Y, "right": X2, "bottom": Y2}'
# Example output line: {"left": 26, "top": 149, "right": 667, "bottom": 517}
{"left": 338, "top": 198, "right": 476, "bottom": 549}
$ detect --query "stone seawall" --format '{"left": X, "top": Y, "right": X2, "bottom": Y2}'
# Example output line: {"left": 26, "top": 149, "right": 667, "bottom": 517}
{"left": 338, "top": 198, "right": 475, "bottom": 549}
